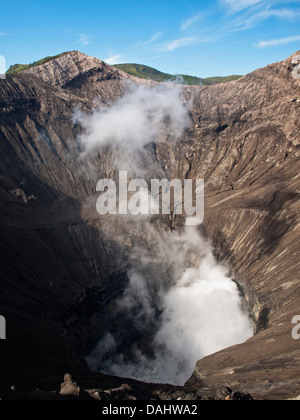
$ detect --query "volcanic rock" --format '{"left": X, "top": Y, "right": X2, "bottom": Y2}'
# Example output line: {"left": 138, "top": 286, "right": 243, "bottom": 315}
{"left": 0, "top": 50, "right": 300, "bottom": 400}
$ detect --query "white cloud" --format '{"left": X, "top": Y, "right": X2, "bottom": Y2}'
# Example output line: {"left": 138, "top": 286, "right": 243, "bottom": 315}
{"left": 78, "top": 33, "right": 93, "bottom": 46}
{"left": 181, "top": 13, "right": 203, "bottom": 31}
{"left": 164, "top": 37, "right": 198, "bottom": 51}
{"left": 226, "top": 6, "right": 300, "bottom": 31}
{"left": 104, "top": 54, "right": 123, "bottom": 65}
{"left": 257, "top": 34, "right": 300, "bottom": 48}
{"left": 134, "top": 32, "right": 163, "bottom": 49}
{"left": 143, "top": 32, "right": 163, "bottom": 45}
{"left": 222, "top": 0, "right": 262, "bottom": 13}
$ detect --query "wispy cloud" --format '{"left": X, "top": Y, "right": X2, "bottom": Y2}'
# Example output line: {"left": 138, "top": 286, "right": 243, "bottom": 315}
{"left": 164, "top": 37, "right": 199, "bottom": 51}
{"left": 104, "top": 54, "right": 123, "bottom": 65}
{"left": 257, "top": 34, "right": 300, "bottom": 48}
{"left": 143, "top": 32, "right": 163, "bottom": 46}
{"left": 78, "top": 33, "right": 93, "bottom": 46}
{"left": 181, "top": 13, "right": 203, "bottom": 31}
{"left": 225, "top": 6, "right": 300, "bottom": 31}
{"left": 134, "top": 32, "right": 164, "bottom": 50}
{"left": 221, "top": 0, "right": 262, "bottom": 13}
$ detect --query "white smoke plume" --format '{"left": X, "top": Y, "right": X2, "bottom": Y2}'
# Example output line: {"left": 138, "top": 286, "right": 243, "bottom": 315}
{"left": 78, "top": 82, "right": 253, "bottom": 385}
{"left": 86, "top": 227, "right": 253, "bottom": 386}
{"left": 75, "top": 83, "right": 190, "bottom": 154}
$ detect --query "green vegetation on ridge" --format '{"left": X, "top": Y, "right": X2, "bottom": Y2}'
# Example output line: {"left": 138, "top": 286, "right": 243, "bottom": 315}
{"left": 6, "top": 53, "right": 242, "bottom": 86}
{"left": 7, "top": 53, "right": 68, "bottom": 74}
{"left": 115, "top": 63, "right": 242, "bottom": 86}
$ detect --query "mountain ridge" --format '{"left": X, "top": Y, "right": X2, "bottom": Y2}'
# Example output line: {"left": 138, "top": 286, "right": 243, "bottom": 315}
{"left": 7, "top": 51, "right": 242, "bottom": 86}
{"left": 114, "top": 63, "right": 242, "bottom": 85}
{"left": 1, "top": 49, "right": 300, "bottom": 399}
{"left": 7, "top": 52, "right": 69, "bottom": 74}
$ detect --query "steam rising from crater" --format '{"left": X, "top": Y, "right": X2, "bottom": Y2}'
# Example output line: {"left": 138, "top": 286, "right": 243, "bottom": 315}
{"left": 75, "top": 83, "right": 190, "bottom": 154}
{"left": 86, "top": 227, "right": 253, "bottom": 386}
{"left": 77, "top": 83, "right": 253, "bottom": 385}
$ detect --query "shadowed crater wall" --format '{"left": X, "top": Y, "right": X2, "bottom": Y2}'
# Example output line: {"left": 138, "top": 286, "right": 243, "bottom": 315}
{"left": 0, "top": 51, "right": 300, "bottom": 400}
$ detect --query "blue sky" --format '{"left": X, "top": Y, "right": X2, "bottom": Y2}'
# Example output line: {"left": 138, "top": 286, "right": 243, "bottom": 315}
{"left": 0, "top": 0, "right": 300, "bottom": 77}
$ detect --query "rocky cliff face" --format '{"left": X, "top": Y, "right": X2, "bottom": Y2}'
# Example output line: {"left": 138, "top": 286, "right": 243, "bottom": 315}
{"left": 0, "top": 51, "right": 300, "bottom": 400}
